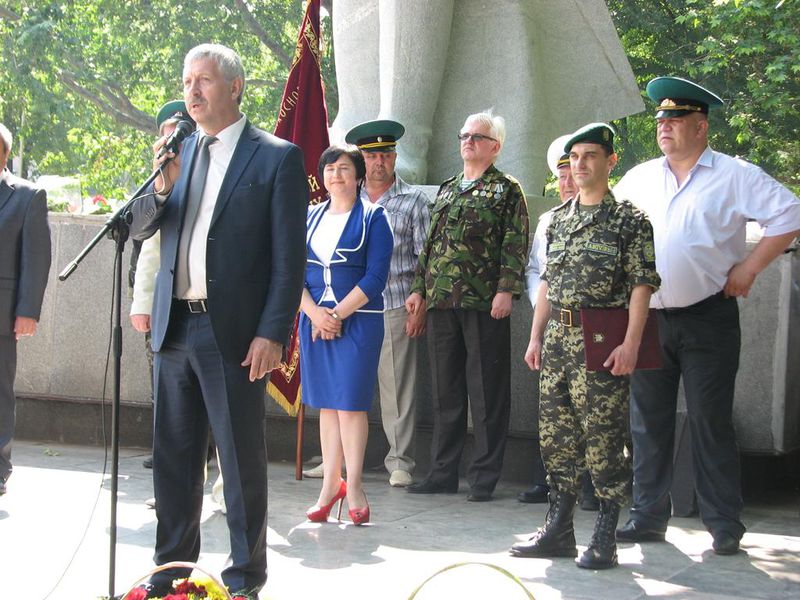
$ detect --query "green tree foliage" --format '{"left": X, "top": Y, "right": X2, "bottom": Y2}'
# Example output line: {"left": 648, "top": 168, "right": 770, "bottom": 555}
{"left": 607, "top": 0, "right": 799, "bottom": 191}
{"left": 0, "top": 0, "right": 337, "bottom": 198}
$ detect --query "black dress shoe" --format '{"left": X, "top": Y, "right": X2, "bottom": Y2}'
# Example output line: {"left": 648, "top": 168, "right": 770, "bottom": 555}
{"left": 467, "top": 489, "right": 492, "bottom": 502}
{"left": 580, "top": 493, "right": 600, "bottom": 511}
{"left": 616, "top": 519, "right": 666, "bottom": 542}
{"left": 517, "top": 483, "right": 549, "bottom": 504}
{"left": 407, "top": 479, "right": 458, "bottom": 494}
{"left": 712, "top": 531, "right": 740, "bottom": 555}
{"left": 142, "top": 455, "right": 154, "bottom": 469}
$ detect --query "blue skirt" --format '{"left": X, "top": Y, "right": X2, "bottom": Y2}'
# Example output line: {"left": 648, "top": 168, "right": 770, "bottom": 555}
{"left": 299, "top": 308, "right": 384, "bottom": 411}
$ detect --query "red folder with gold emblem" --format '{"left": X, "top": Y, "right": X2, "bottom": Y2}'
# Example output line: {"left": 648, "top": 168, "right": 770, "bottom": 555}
{"left": 580, "top": 308, "right": 662, "bottom": 371}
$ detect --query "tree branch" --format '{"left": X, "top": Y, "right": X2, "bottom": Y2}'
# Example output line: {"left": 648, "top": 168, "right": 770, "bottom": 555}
{"left": 58, "top": 71, "right": 153, "bottom": 131}
{"left": 0, "top": 7, "right": 20, "bottom": 20}
{"left": 232, "top": 0, "right": 292, "bottom": 68}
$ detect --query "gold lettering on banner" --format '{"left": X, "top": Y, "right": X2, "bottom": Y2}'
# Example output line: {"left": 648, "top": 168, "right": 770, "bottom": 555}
{"left": 276, "top": 86, "right": 301, "bottom": 124}
{"left": 308, "top": 173, "right": 320, "bottom": 193}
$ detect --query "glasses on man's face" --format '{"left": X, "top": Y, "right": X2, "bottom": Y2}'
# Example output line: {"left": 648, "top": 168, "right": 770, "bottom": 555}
{"left": 457, "top": 132, "right": 497, "bottom": 143}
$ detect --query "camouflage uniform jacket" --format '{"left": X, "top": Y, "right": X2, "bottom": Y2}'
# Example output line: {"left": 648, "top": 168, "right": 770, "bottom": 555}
{"left": 542, "top": 191, "right": 660, "bottom": 308}
{"left": 410, "top": 164, "right": 529, "bottom": 311}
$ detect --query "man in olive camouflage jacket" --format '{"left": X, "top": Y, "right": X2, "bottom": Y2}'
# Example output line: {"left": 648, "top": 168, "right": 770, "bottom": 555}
{"left": 406, "top": 109, "right": 529, "bottom": 502}
{"left": 510, "top": 123, "right": 659, "bottom": 569}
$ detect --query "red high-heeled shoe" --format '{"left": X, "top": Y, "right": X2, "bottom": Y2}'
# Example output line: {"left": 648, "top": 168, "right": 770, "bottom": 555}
{"left": 348, "top": 491, "right": 370, "bottom": 526}
{"left": 306, "top": 479, "right": 347, "bottom": 523}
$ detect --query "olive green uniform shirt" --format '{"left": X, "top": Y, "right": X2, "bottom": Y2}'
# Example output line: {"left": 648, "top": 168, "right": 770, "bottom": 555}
{"left": 542, "top": 192, "right": 660, "bottom": 307}
{"left": 411, "top": 164, "right": 529, "bottom": 310}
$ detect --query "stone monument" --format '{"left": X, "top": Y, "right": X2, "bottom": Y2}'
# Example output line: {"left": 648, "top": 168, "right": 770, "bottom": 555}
{"left": 330, "top": 0, "right": 644, "bottom": 196}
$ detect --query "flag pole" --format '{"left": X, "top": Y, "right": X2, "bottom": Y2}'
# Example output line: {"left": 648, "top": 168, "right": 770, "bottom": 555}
{"left": 295, "top": 404, "right": 305, "bottom": 480}
{"left": 271, "top": 0, "right": 330, "bottom": 479}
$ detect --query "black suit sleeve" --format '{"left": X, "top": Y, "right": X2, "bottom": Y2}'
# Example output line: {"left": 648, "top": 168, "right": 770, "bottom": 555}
{"left": 16, "top": 188, "right": 51, "bottom": 320}
{"left": 256, "top": 144, "right": 308, "bottom": 345}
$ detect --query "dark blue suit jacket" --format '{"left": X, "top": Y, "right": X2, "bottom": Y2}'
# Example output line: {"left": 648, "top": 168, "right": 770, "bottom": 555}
{"left": 0, "top": 171, "right": 51, "bottom": 336}
{"left": 131, "top": 121, "right": 308, "bottom": 363}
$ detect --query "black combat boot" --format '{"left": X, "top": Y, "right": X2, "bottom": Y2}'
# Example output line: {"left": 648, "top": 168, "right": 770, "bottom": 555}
{"left": 577, "top": 498, "right": 621, "bottom": 569}
{"left": 510, "top": 490, "right": 578, "bottom": 558}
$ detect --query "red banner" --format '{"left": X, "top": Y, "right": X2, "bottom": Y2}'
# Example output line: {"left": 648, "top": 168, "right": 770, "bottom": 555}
{"left": 268, "top": 0, "right": 330, "bottom": 416}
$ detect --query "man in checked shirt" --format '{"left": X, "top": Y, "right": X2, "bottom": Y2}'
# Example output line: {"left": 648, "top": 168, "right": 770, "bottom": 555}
{"left": 346, "top": 119, "right": 431, "bottom": 488}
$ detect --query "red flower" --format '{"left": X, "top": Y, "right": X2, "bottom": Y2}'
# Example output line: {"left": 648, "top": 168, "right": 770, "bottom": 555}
{"left": 174, "top": 580, "right": 207, "bottom": 596}
{"left": 92, "top": 194, "right": 108, "bottom": 206}
{"left": 124, "top": 589, "right": 149, "bottom": 600}
{"left": 161, "top": 594, "right": 190, "bottom": 600}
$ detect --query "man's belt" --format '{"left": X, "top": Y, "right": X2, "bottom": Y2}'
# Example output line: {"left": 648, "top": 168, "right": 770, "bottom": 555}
{"left": 550, "top": 304, "right": 581, "bottom": 327}
{"left": 173, "top": 298, "right": 208, "bottom": 314}
{"left": 661, "top": 291, "right": 726, "bottom": 314}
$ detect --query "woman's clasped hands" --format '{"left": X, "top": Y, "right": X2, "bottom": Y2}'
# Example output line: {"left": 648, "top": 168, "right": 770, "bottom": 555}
{"left": 310, "top": 306, "right": 343, "bottom": 341}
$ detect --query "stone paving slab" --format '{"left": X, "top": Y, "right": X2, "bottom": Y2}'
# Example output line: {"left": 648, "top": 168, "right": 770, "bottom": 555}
{"left": 1, "top": 441, "right": 798, "bottom": 600}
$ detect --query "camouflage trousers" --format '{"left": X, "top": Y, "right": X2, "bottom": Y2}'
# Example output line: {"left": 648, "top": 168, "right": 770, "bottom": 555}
{"left": 539, "top": 319, "right": 631, "bottom": 505}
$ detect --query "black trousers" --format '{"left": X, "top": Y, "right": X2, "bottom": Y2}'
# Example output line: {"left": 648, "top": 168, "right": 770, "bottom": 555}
{"left": 425, "top": 308, "right": 511, "bottom": 494}
{"left": 629, "top": 293, "right": 745, "bottom": 539}
{"left": 150, "top": 311, "right": 268, "bottom": 593}
{"left": 0, "top": 335, "right": 16, "bottom": 481}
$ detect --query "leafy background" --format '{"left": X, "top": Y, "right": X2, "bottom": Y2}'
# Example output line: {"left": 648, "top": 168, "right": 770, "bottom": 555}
{"left": 1, "top": 0, "right": 797, "bottom": 199}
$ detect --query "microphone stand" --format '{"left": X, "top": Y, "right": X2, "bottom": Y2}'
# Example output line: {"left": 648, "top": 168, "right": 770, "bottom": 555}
{"left": 59, "top": 159, "right": 174, "bottom": 600}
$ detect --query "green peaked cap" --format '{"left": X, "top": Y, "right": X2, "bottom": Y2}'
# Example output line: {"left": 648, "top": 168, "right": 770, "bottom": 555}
{"left": 345, "top": 119, "right": 405, "bottom": 151}
{"left": 646, "top": 76, "right": 723, "bottom": 118}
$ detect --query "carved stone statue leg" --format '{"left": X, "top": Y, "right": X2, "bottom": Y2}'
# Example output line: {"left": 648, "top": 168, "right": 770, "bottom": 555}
{"left": 329, "top": 0, "right": 381, "bottom": 143}
{"left": 377, "top": 0, "right": 454, "bottom": 183}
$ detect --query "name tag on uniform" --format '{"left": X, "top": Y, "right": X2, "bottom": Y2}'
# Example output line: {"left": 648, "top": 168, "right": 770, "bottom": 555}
{"left": 585, "top": 242, "right": 618, "bottom": 256}
{"left": 548, "top": 241, "right": 566, "bottom": 253}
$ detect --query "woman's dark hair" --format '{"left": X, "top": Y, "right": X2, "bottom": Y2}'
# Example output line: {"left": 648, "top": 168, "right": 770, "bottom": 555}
{"left": 318, "top": 144, "right": 366, "bottom": 184}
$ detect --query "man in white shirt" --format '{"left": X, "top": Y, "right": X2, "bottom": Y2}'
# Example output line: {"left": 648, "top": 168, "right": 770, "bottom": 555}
{"left": 129, "top": 44, "right": 307, "bottom": 599}
{"left": 613, "top": 76, "right": 800, "bottom": 556}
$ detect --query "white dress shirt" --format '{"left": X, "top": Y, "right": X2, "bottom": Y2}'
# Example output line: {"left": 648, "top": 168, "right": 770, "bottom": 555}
{"left": 524, "top": 199, "right": 570, "bottom": 306}
{"left": 309, "top": 210, "right": 351, "bottom": 302}
{"left": 130, "top": 232, "right": 160, "bottom": 315}
{"left": 180, "top": 115, "right": 247, "bottom": 300}
{"left": 614, "top": 146, "right": 800, "bottom": 308}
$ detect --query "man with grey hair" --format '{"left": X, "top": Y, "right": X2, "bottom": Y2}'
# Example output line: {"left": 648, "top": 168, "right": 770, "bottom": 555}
{"left": 0, "top": 123, "right": 51, "bottom": 497}
{"left": 407, "top": 110, "right": 529, "bottom": 501}
{"left": 128, "top": 44, "right": 307, "bottom": 599}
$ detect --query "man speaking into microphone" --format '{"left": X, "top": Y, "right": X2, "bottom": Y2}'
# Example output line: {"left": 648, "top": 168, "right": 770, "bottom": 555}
{"left": 128, "top": 44, "right": 307, "bottom": 599}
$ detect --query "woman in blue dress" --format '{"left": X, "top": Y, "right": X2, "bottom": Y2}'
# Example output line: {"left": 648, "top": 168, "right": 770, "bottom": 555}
{"left": 300, "top": 145, "right": 393, "bottom": 525}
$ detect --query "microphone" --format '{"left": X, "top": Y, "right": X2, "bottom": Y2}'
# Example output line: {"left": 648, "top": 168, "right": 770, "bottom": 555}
{"left": 157, "top": 118, "right": 195, "bottom": 159}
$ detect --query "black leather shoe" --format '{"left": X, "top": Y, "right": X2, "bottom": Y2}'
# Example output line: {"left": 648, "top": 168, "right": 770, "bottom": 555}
{"left": 407, "top": 479, "right": 458, "bottom": 494}
{"left": 580, "top": 472, "right": 599, "bottom": 511}
{"left": 467, "top": 489, "right": 492, "bottom": 502}
{"left": 580, "top": 493, "right": 600, "bottom": 511}
{"left": 616, "top": 519, "right": 666, "bottom": 542}
{"left": 577, "top": 499, "right": 621, "bottom": 569}
{"left": 517, "top": 483, "right": 549, "bottom": 504}
{"left": 142, "top": 455, "right": 154, "bottom": 469}
{"left": 510, "top": 490, "right": 578, "bottom": 558}
{"left": 712, "top": 531, "right": 740, "bottom": 555}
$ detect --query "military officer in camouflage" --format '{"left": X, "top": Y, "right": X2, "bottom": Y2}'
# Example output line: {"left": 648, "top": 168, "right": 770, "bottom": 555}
{"left": 406, "top": 109, "right": 529, "bottom": 502}
{"left": 510, "top": 123, "right": 660, "bottom": 569}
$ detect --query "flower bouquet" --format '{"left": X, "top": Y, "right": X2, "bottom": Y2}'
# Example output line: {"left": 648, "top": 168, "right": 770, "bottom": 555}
{"left": 119, "top": 561, "right": 232, "bottom": 600}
